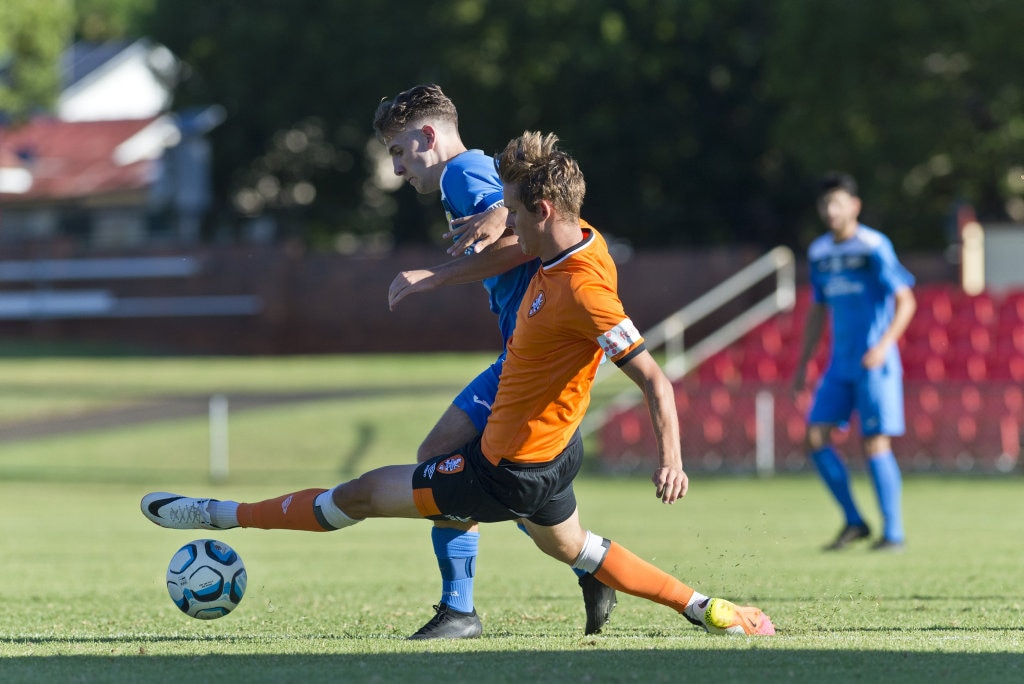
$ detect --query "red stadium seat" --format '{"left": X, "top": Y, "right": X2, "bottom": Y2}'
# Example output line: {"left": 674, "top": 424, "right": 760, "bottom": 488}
{"left": 927, "top": 326, "right": 952, "bottom": 356}
{"left": 740, "top": 354, "right": 779, "bottom": 383}
{"left": 709, "top": 386, "right": 733, "bottom": 416}
{"left": 921, "top": 354, "right": 947, "bottom": 382}
{"left": 917, "top": 384, "right": 942, "bottom": 415}
{"left": 698, "top": 350, "right": 742, "bottom": 387}
{"left": 943, "top": 347, "right": 988, "bottom": 382}
{"left": 998, "top": 289, "right": 1024, "bottom": 327}
{"left": 960, "top": 385, "right": 983, "bottom": 414}
{"left": 1004, "top": 385, "right": 1024, "bottom": 418}
{"left": 917, "top": 286, "right": 954, "bottom": 325}
{"left": 995, "top": 356, "right": 1024, "bottom": 382}
{"left": 959, "top": 291, "right": 997, "bottom": 327}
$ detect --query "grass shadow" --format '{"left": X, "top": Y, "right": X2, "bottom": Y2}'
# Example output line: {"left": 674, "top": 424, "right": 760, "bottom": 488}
{"left": 1, "top": 649, "right": 1021, "bottom": 684}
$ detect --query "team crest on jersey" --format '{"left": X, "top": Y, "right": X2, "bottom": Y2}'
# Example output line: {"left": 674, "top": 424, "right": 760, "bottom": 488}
{"left": 528, "top": 291, "right": 546, "bottom": 317}
{"left": 437, "top": 455, "right": 466, "bottom": 474}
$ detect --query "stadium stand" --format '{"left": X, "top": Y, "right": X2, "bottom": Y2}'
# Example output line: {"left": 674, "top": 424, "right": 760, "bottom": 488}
{"left": 600, "top": 284, "right": 1023, "bottom": 474}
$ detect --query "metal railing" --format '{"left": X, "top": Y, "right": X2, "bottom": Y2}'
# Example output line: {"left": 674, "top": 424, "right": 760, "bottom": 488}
{"left": 583, "top": 245, "right": 796, "bottom": 436}
{"left": 0, "top": 256, "right": 261, "bottom": 319}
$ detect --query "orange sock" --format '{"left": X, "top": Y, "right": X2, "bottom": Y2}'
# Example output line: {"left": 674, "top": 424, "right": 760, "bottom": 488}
{"left": 236, "top": 488, "right": 330, "bottom": 531}
{"left": 593, "top": 541, "right": 695, "bottom": 612}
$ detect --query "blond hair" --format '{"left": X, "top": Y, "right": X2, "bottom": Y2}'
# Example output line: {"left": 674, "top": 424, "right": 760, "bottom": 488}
{"left": 495, "top": 131, "right": 585, "bottom": 219}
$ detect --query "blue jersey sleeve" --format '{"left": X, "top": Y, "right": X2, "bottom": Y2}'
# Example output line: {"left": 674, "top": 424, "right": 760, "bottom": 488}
{"left": 439, "top": 150, "right": 504, "bottom": 221}
{"left": 437, "top": 149, "right": 537, "bottom": 348}
{"left": 873, "top": 237, "right": 916, "bottom": 294}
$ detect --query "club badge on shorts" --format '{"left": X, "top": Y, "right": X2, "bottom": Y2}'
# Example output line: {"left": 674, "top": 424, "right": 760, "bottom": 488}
{"left": 437, "top": 455, "right": 465, "bottom": 474}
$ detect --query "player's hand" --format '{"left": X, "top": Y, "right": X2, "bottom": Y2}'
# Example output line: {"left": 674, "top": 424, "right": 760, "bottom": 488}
{"left": 862, "top": 344, "right": 887, "bottom": 369}
{"left": 652, "top": 466, "right": 688, "bottom": 504}
{"left": 388, "top": 269, "right": 436, "bottom": 310}
{"left": 444, "top": 207, "right": 509, "bottom": 256}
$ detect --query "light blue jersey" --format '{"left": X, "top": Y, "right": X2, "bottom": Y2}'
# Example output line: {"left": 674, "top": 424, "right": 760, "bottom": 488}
{"left": 440, "top": 150, "right": 540, "bottom": 347}
{"left": 808, "top": 225, "right": 915, "bottom": 381}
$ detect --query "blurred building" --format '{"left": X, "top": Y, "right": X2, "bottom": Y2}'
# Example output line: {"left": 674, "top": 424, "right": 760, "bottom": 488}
{"left": 0, "top": 39, "right": 222, "bottom": 248}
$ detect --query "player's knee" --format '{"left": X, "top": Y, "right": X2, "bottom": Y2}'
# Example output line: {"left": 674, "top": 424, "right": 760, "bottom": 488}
{"left": 531, "top": 537, "right": 577, "bottom": 564}
{"left": 805, "top": 425, "right": 830, "bottom": 452}
{"left": 331, "top": 477, "right": 373, "bottom": 518}
{"left": 863, "top": 434, "right": 890, "bottom": 456}
{"left": 527, "top": 525, "right": 586, "bottom": 565}
{"left": 415, "top": 443, "right": 433, "bottom": 463}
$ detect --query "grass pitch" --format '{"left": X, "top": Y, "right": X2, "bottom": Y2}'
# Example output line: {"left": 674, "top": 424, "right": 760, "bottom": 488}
{"left": 0, "top": 353, "right": 1021, "bottom": 683}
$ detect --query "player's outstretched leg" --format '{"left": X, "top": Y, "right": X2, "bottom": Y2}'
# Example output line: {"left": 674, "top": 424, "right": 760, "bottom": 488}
{"left": 570, "top": 532, "right": 774, "bottom": 636}
{"left": 142, "top": 492, "right": 230, "bottom": 530}
{"left": 141, "top": 487, "right": 360, "bottom": 532}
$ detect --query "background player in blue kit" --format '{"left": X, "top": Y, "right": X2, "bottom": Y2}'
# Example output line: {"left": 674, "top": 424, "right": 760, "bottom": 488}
{"left": 376, "top": 85, "right": 616, "bottom": 637}
{"left": 793, "top": 172, "right": 917, "bottom": 552}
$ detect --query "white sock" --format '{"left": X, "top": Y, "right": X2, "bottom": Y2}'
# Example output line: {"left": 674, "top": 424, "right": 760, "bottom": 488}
{"left": 314, "top": 487, "right": 360, "bottom": 530}
{"left": 209, "top": 500, "right": 239, "bottom": 529}
{"left": 683, "top": 591, "right": 711, "bottom": 625}
{"left": 571, "top": 531, "right": 610, "bottom": 574}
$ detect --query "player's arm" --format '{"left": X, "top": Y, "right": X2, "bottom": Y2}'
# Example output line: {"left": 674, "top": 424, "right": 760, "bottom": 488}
{"left": 863, "top": 286, "right": 916, "bottom": 368}
{"left": 618, "top": 350, "right": 688, "bottom": 504}
{"left": 792, "top": 301, "right": 826, "bottom": 394}
{"left": 388, "top": 235, "right": 534, "bottom": 310}
{"left": 444, "top": 205, "right": 509, "bottom": 256}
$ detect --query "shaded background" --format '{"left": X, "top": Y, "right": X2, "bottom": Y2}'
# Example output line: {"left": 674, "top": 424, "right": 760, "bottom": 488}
{"left": 6, "top": 0, "right": 1024, "bottom": 255}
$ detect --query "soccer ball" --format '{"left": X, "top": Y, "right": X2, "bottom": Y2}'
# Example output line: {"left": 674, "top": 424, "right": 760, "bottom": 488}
{"left": 166, "top": 539, "right": 247, "bottom": 619}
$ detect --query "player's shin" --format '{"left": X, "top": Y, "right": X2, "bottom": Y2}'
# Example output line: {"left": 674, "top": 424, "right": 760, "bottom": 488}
{"left": 433, "top": 526, "right": 478, "bottom": 613}
{"left": 236, "top": 486, "right": 361, "bottom": 531}
{"left": 579, "top": 535, "right": 696, "bottom": 613}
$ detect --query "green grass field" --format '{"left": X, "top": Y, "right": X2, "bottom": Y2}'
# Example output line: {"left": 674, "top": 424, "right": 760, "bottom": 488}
{"left": 0, "top": 354, "right": 1022, "bottom": 683}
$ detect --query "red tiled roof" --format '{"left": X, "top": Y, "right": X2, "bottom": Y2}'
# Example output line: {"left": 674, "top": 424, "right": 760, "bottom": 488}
{"left": 0, "top": 117, "right": 158, "bottom": 202}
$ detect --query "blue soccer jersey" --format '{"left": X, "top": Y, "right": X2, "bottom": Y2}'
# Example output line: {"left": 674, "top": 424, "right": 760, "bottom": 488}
{"left": 440, "top": 149, "right": 539, "bottom": 346}
{"left": 807, "top": 224, "right": 915, "bottom": 380}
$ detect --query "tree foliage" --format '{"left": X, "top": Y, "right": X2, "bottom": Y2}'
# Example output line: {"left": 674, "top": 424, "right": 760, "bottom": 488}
{"left": 764, "top": 0, "right": 1024, "bottom": 248}
{"left": 75, "top": 0, "right": 154, "bottom": 41}
{"left": 89, "top": 1, "right": 1024, "bottom": 250}
{"left": 0, "top": 0, "right": 74, "bottom": 122}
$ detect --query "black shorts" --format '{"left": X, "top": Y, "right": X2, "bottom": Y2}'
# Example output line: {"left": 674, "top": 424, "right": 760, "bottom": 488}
{"left": 411, "top": 430, "right": 583, "bottom": 526}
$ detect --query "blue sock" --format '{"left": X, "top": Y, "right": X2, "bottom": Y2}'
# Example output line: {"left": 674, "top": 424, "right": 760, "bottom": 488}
{"left": 868, "top": 451, "right": 904, "bottom": 542}
{"left": 811, "top": 446, "right": 864, "bottom": 526}
{"left": 431, "top": 528, "right": 477, "bottom": 613}
{"left": 516, "top": 521, "right": 585, "bottom": 578}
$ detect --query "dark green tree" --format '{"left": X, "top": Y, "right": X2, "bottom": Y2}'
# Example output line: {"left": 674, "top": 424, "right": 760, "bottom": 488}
{"left": 0, "top": 1, "right": 75, "bottom": 121}
{"left": 138, "top": 0, "right": 1024, "bottom": 251}
{"left": 765, "top": 0, "right": 1024, "bottom": 249}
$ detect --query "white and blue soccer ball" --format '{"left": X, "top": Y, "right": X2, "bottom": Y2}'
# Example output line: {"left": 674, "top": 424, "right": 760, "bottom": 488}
{"left": 166, "top": 539, "right": 247, "bottom": 619}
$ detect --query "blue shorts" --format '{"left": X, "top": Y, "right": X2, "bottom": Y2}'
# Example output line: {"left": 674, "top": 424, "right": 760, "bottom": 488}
{"left": 452, "top": 353, "right": 504, "bottom": 432}
{"left": 808, "top": 366, "right": 905, "bottom": 437}
{"left": 411, "top": 431, "right": 583, "bottom": 526}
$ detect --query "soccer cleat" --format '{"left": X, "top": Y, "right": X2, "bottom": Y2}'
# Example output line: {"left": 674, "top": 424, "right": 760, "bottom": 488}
{"left": 579, "top": 573, "right": 617, "bottom": 635}
{"left": 870, "top": 537, "right": 905, "bottom": 552}
{"left": 702, "top": 598, "right": 775, "bottom": 636}
{"left": 407, "top": 603, "right": 483, "bottom": 640}
{"left": 823, "top": 522, "right": 871, "bottom": 551}
{"left": 141, "top": 492, "right": 224, "bottom": 530}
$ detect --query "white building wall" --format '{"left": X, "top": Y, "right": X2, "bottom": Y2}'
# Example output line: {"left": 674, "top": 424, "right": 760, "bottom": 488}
{"left": 58, "top": 41, "right": 175, "bottom": 122}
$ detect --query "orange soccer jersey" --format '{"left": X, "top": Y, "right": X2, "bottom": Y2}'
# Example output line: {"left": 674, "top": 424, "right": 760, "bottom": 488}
{"left": 481, "top": 227, "right": 645, "bottom": 464}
